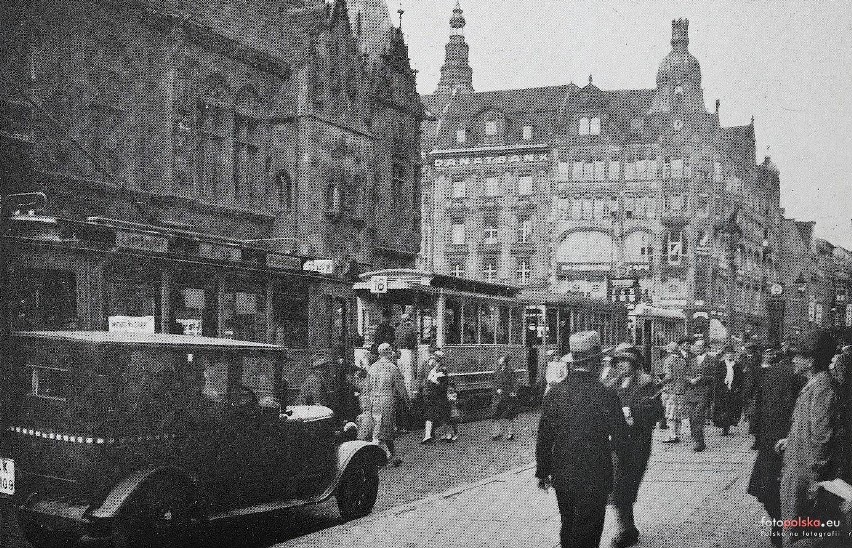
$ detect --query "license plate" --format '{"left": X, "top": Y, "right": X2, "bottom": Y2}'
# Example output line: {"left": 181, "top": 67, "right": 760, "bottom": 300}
{"left": 0, "top": 458, "right": 14, "bottom": 496}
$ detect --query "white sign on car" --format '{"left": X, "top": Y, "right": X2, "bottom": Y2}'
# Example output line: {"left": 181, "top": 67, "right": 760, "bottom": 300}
{"left": 0, "top": 457, "right": 15, "bottom": 496}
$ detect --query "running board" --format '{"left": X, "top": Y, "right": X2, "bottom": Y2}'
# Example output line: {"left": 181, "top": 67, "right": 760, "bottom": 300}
{"left": 207, "top": 493, "right": 332, "bottom": 521}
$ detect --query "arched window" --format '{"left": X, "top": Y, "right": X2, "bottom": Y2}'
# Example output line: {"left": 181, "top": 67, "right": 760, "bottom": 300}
{"left": 326, "top": 183, "right": 342, "bottom": 213}
{"left": 589, "top": 117, "right": 601, "bottom": 135}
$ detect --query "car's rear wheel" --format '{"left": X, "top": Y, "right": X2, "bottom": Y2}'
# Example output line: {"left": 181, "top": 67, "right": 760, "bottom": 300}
{"left": 111, "top": 479, "right": 196, "bottom": 548}
{"left": 336, "top": 457, "right": 379, "bottom": 521}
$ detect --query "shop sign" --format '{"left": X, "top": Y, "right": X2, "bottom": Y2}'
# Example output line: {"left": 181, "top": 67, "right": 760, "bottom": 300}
{"left": 434, "top": 153, "right": 549, "bottom": 168}
{"left": 199, "top": 242, "right": 242, "bottom": 262}
{"left": 303, "top": 259, "right": 334, "bottom": 274}
{"left": 108, "top": 315, "right": 155, "bottom": 334}
{"left": 266, "top": 253, "right": 302, "bottom": 271}
{"left": 115, "top": 230, "right": 168, "bottom": 254}
{"left": 846, "top": 304, "right": 852, "bottom": 327}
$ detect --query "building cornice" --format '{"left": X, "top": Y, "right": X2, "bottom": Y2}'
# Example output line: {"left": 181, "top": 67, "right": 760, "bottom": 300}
{"left": 429, "top": 143, "right": 550, "bottom": 156}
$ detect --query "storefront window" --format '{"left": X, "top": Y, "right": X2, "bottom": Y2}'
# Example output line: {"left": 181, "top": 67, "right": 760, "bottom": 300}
{"left": 10, "top": 268, "right": 77, "bottom": 331}
{"left": 496, "top": 306, "right": 509, "bottom": 344}
{"left": 222, "top": 280, "right": 267, "bottom": 342}
{"left": 273, "top": 289, "right": 309, "bottom": 348}
{"left": 480, "top": 304, "right": 496, "bottom": 345}
{"left": 170, "top": 272, "right": 217, "bottom": 337}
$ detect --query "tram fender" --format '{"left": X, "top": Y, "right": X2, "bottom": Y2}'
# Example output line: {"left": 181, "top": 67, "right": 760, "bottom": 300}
{"left": 87, "top": 464, "right": 196, "bottom": 519}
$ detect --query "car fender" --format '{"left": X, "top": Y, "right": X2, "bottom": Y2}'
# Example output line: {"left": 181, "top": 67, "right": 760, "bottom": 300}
{"left": 327, "top": 441, "right": 387, "bottom": 494}
{"left": 87, "top": 465, "right": 196, "bottom": 520}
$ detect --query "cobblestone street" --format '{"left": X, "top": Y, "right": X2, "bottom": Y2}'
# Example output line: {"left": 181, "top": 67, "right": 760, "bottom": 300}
{"left": 279, "top": 418, "right": 770, "bottom": 548}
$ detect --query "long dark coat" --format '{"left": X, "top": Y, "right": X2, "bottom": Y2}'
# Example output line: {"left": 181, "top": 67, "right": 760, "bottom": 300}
{"left": 423, "top": 365, "right": 449, "bottom": 424}
{"left": 747, "top": 360, "right": 800, "bottom": 518}
{"left": 536, "top": 371, "right": 628, "bottom": 498}
{"left": 741, "top": 349, "right": 762, "bottom": 434}
{"left": 712, "top": 355, "right": 744, "bottom": 428}
{"left": 611, "top": 371, "right": 664, "bottom": 507}
{"left": 491, "top": 364, "right": 518, "bottom": 420}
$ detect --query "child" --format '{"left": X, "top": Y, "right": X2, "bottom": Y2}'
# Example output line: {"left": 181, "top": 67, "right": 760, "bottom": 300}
{"left": 444, "top": 383, "right": 460, "bottom": 441}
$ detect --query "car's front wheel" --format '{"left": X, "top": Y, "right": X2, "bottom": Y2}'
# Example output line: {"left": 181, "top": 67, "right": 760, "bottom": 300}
{"left": 336, "top": 457, "right": 379, "bottom": 521}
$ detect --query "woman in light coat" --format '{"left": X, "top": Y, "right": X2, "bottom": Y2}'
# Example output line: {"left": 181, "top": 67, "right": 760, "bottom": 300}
{"left": 367, "top": 343, "right": 410, "bottom": 466}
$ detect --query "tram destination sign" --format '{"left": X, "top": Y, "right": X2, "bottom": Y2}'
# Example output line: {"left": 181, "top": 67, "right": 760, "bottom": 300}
{"left": 115, "top": 230, "right": 169, "bottom": 253}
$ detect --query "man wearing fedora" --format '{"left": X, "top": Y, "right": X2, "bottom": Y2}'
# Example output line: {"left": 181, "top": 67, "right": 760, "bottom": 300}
{"left": 536, "top": 330, "right": 628, "bottom": 548}
{"left": 683, "top": 338, "right": 715, "bottom": 452}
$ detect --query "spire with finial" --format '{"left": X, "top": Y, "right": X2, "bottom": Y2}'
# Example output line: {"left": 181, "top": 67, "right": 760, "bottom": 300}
{"left": 588, "top": 74, "right": 593, "bottom": 85}
{"left": 671, "top": 18, "right": 689, "bottom": 51}
{"left": 397, "top": 7, "right": 404, "bottom": 29}
{"left": 436, "top": 0, "right": 473, "bottom": 94}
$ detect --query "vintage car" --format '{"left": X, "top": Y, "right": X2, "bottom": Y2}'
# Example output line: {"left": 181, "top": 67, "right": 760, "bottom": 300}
{"left": 0, "top": 331, "right": 386, "bottom": 548}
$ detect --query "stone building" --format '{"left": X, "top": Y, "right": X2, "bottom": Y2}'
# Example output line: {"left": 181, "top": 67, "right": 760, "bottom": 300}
{"left": 0, "top": 0, "right": 423, "bottom": 348}
{"left": 420, "top": 4, "right": 783, "bottom": 336}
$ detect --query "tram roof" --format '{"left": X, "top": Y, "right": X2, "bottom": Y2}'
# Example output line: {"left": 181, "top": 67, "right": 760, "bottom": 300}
{"left": 14, "top": 331, "right": 283, "bottom": 350}
{"left": 356, "top": 269, "right": 520, "bottom": 297}
{"left": 628, "top": 303, "right": 686, "bottom": 319}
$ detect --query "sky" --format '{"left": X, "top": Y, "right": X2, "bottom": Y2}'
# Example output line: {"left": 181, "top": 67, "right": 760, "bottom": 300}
{"left": 391, "top": 0, "right": 852, "bottom": 249}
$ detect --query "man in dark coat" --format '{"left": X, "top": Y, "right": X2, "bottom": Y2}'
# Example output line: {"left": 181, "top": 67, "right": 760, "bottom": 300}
{"left": 746, "top": 347, "right": 801, "bottom": 547}
{"left": 537, "top": 330, "right": 628, "bottom": 548}
{"left": 373, "top": 309, "right": 396, "bottom": 347}
{"left": 741, "top": 340, "right": 763, "bottom": 447}
{"left": 778, "top": 329, "right": 839, "bottom": 547}
{"left": 683, "top": 338, "right": 715, "bottom": 452}
{"left": 608, "top": 344, "right": 664, "bottom": 548}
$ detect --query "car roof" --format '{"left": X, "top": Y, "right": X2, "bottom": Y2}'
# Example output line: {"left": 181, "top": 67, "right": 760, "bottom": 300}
{"left": 14, "top": 331, "right": 283, "bottom": 351}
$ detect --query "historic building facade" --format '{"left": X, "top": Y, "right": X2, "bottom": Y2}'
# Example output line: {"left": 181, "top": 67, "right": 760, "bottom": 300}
{"left": 0, "top": 0, "right": 423, "bottom": 345}
{"left": 420, "top": 4, "right": 783, "bottom": 336}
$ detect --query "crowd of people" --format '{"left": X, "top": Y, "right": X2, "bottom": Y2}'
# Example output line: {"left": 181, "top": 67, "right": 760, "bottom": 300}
{"left": 535, "top": 327, "right": 852, "bottom": 548}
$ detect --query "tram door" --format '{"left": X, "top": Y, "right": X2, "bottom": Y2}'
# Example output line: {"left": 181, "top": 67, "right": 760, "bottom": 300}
{"left": 525, "top": 307, "right": 543, "bottom": 385}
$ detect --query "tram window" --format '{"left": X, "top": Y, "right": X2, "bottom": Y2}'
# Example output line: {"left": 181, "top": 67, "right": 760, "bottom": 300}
{"left": 462, "top": 301, "right": 479, "bottom": 344}
{"left": 546, "top": 308, "right": 558, "bottom": 345}
{"left": 480, "top": 304, "right": 496, "bottom": 345}
{"left": 496, "top": 306, "right": 510, "bottom": 344}
{"left": 445, "top": 299, "right": 462, "bottom": 345}
{"left": 10, "top": 268, "right": 78, "bottom": 330}
{"left": 419, "top": 310, "right": 435, "bottom": 344}
{"left": 241, "top": 356, "right": 278, "bottom": 407}
{"left": 510, "top": 307, "right": 523, "bottom": 345}
{"left": 273, "top": 291, "right": 309, "bottom": 348}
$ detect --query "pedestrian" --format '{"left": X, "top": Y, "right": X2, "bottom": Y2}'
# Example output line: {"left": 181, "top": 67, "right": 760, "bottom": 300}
{"left": 491, "top": 355, "right": 519, "bottom": 440}
{"left": 747, "top": 346, "right": 801, "bottom": 547}
{"left": 445, "top": 382, "right": 461, "bottom": 441}
{"left": 660, "top": 338, "right": 689, "bottom": 443}
{"left": 741, "top": 340, "right": 763, "bottom": 449}
{"left": 421, "top": 354, "right": 451, "bottom": 443}
{"left": 545, "top": 349, "right": 568, "bottom": 396}
{"left": 609, "top": 344, "right": 663, "bottom": 548}
{"left": 367, "top": 342, "right": 410, "bottom": 467}
{"left": 373, "top": 308, "right": 396, "bottom": 347}
{"left": 536, "top": 330, "right": 628, "bottom": 548}
{"left": 712, "top": 343, "right": 744, "bottom": 436}
{"left": 683, "top": 338, "right": 715, "bottom": 452}
{"left": 832, "top": 344, "right": 852, "bottom": 485}
{"left": 395, "top": 313, "right": 418, "bottom": 399}
{"left": 778, "top": 329, "right": 839, "bottom": 547}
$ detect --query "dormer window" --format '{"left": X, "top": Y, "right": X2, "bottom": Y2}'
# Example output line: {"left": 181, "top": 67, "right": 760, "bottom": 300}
{"left": 456, "top": 128, "right": 467, "bottom": 144}
{"left": 589, "top": 117, "right": 601, "bottom": 135}
{"left": 522, "top": 125, "right": 533, "bottom": 141}
{"left": 485, "top": 120, "right": 497, "bottom": 136}
{"left": 579, "top": 117, "right": 600, "bottom": 136}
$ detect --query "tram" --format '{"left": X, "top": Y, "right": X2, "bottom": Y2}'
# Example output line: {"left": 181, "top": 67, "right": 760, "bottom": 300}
{"left": 629, "top": 303, "right": 688, "bottom": 374}
{"left": 354, "top": 270, "right": 628, "bottom": 413}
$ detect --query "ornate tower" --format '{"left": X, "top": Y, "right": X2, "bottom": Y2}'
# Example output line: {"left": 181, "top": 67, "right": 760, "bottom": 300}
{"left": 436, "top": 1, "right": 474, "bottom": 94}
{"left": 650, "top": 18, "right": 706, "bottom": 113}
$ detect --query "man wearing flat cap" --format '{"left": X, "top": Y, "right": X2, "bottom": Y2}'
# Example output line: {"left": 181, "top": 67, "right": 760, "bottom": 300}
{"left": 536, "top": 330, "right": 628, "bottom": 548}
{"left": 683, "top": 338, "right": 716, "bottom": 452}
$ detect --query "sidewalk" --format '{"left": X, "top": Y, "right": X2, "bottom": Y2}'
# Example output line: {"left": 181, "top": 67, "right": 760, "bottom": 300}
{"left": 279, "top": 424, "right": 770, "bottom": 548}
